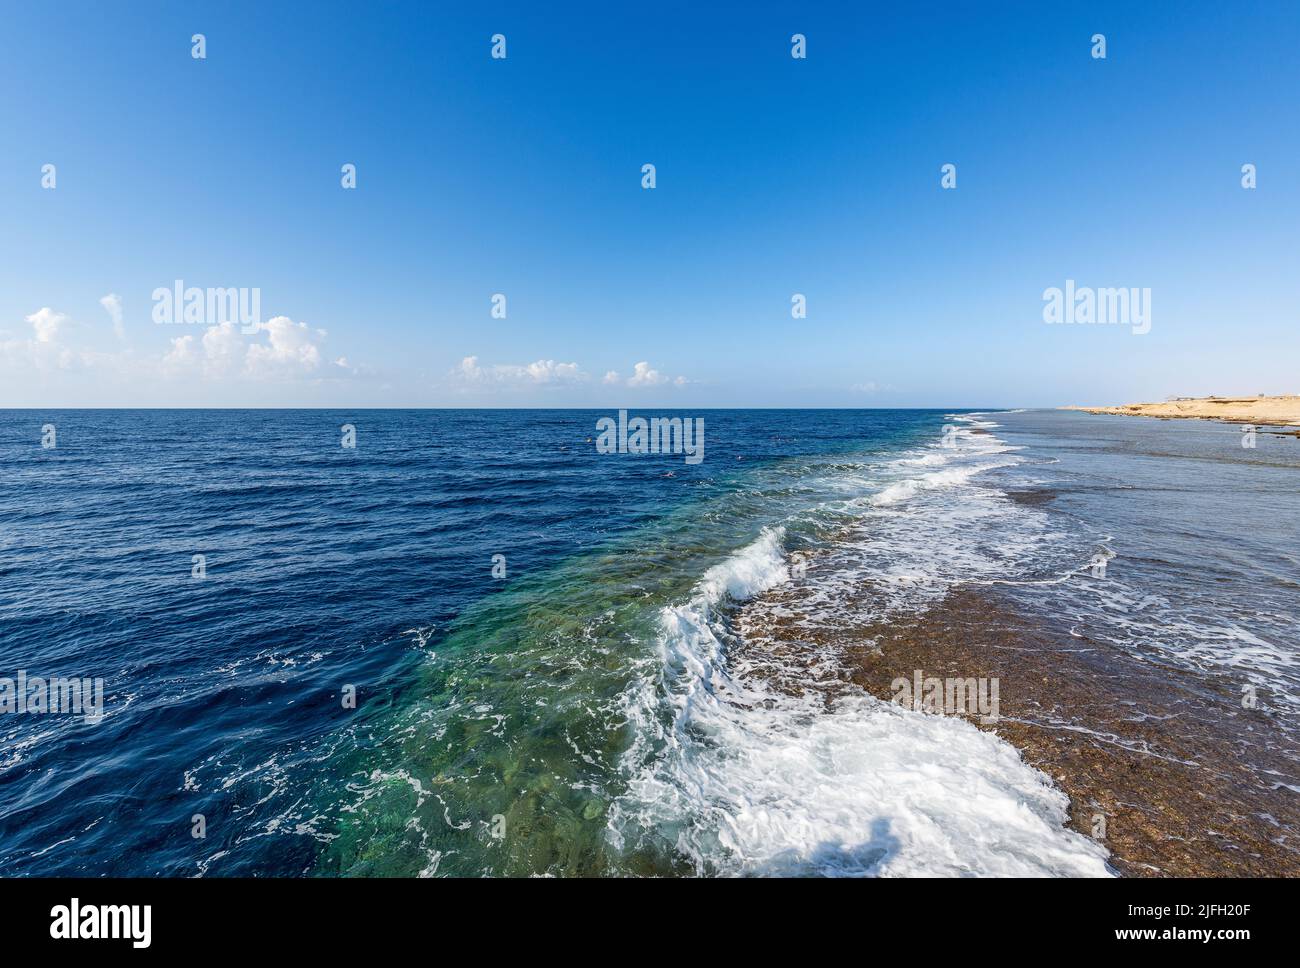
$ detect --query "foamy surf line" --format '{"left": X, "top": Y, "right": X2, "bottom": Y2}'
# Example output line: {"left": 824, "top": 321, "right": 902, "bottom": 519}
{"left": 610, "top": 419, "right": 1113, "bottom": 877}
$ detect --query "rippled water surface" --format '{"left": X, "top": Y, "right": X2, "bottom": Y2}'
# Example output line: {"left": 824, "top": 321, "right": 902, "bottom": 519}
{"left": 1, "top": 408, "right": 1294, "bottom": 876}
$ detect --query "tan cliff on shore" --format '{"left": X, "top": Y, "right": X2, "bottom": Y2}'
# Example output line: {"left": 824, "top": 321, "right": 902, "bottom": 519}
{"left": 1064, "top": 394, "right": 1300, "bottom": 426}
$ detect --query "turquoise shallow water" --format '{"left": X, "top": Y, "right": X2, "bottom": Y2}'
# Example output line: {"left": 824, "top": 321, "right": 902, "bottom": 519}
{"left": 306, "top": 409, "right": 964, "bottom": 875}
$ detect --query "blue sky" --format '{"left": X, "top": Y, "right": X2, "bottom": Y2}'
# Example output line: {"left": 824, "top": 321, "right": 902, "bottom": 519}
{"left": 2, "top": 0, "right": 1297, "bottom": 407}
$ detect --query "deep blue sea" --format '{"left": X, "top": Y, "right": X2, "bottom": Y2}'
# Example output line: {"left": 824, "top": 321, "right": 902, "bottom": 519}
{"left": 1, "top": 409, "right": 1296, "bottom": 876}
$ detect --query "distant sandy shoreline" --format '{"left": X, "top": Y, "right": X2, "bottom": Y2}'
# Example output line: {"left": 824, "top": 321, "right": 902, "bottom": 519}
{"left": 1063, "top": 394, "right": 1300, "bottom": 426}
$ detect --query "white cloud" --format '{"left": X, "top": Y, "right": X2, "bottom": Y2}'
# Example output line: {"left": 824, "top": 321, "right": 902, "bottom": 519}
{"left": 2, "top": 308, "right": 78, "bottom": 371}
{"left": 99, "top": 293, "right": 125, "bottom": 340}
{"left": 163, "top": 334, "right": 196, "bottom": 369}
{"left": 453, "top": 355, "right": 585, "bottom": 386}
{"left": 602, "top": 370, "right": 620, "bottom": 385}
{"left": 245, "top": 316, "right": 324, "bottom": 374}
{"left": 627, "top": 361, "right": 666, "bottom": 387}
{"left": 5, "top": 305, "right": 350, "bottom": 392}
{"left": 620, "top": 361, "right": 689, "bottom": 388}
{"left": 193, "top": 321, "right": 242, "bottom": 375}
{"left": 26, "top": 307, "right": 66, "bottom": 344}
{"left": 163, "top": 317, "right": 325, "bottom": 379}
{"left": 149, "top": 316, "right": 331, "bottom": 381}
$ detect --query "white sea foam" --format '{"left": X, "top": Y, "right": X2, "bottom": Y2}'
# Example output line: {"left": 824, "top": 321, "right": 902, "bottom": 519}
{"left": 869, "top": 461, "right": 1015, "bottom": 506}
{"left": 612, "top": 447, "right": 1113, "bottom": 876}
{"left": 617, "top": 684, "right": 1110, "bottom": 876}
{"left": 1057, "top": 578, "right": 1300, "bottom": 711}
{"left": 891, "top": 452, "right": 948, "bottom": 467}
{"left": 696, "top": 527, "right": 791, "bottom": 603}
